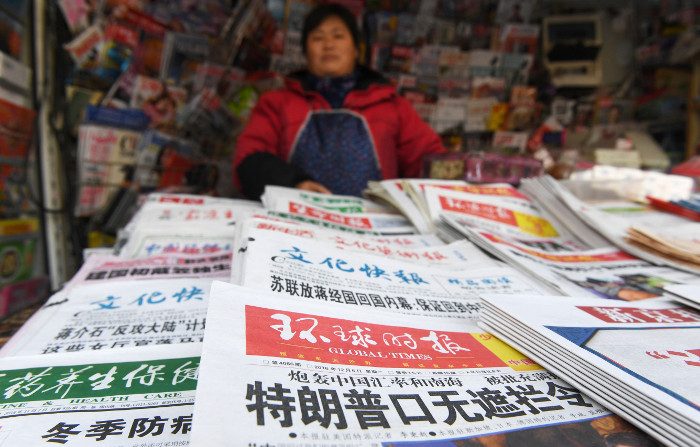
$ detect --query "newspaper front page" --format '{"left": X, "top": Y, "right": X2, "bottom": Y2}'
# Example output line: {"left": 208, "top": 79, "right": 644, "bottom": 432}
{"left": 1, "top": 279, "right": 211, "bottom": 357}
{"left": 424, "top": 187, "right": 577, "bottom": 243}
{"left": 263, "top": 186, "right": 394, "bottom": 214}
{"left": 64, "top": 253, "right": 231, "bottom": 290}
{"left": 261, "top": 187, "right": 416, "bottom": 235}
{"left": 241, "top": 216, "right": 444, "bottom": 248}
{"left": 236, "top": 230, "right": 545, "bottom": 321}
{"left": 121, "top": 193, "right": 261, "bottom": 238}
{"left": 189, "top": 282, "right": 645, "bottom": 447}
{"left": 0, "top": 344, "right": 199, "bottom": 446}
{"left": 117, "top": 193, "right": 260, "bottom": 258}
{"left": 117, "top": 224, "right": 237, "bottom": 258}
{"left": 236, "top": 218, "right": 496, "bottom": 268}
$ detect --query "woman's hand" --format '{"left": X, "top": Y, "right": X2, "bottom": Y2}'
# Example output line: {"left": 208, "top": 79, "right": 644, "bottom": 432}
{"left": 295, "top": 180, "right": 331, "bottom": 194}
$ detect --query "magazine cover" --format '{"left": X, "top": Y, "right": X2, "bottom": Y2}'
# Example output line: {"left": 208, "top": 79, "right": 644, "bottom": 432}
{"left": 159, "top": 32, "right": 210, "bottom": 84}
{"left": 495, "top": 0, "right": 534, "bottom": 24}
{"left": 0, "top": 95, "right": 35, "bottom": 160}
{"left": 0, "top": 6, "right": 23, "bottom": 58}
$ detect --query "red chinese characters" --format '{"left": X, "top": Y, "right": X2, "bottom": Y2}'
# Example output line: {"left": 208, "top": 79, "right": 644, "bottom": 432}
{"left": 288, "top": 202, "right": 372, "bottom": 229}
{"left": 578, "top": 306, "right": 700, "bottom": 324}
{"left": 245, "top": 306, "right": 506, "bottom": 369}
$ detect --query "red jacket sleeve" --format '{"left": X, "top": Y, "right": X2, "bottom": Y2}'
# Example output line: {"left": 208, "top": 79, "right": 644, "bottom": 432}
{"left": 232, "top": 91, "right": 284, "bottom": 176}
{"left": 394, "top": 96, "right": 446, "bottom": 178}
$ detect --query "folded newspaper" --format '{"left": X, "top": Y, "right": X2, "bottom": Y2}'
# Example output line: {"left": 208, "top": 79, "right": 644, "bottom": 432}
{"left": 261, "top": 185, "right": 416, "bottom": 235}
{"left": 117, "top": 193, "right": 261, "bottom": 257}
{"left": 190, "top": 282, "right": 659, "bottom": 447}
{"left": 443, "top": 215, "right": 699, "bottom": 300}
{"left": 627, "top": 224, "right": 700, "bottom": 268}
{"left": 364, "top": 179, "right": 474, "bottom": 234}
{"left": 521, "top": 176, "right": 700, "bottom": 275}
{"left": 1, "top": 279, "right": 211, "bottom": 357}
{"left": 423, "top": 184, "right": 584, "bottom": 246}
{"left": 233, "top": 229, "right": 544, "bottom": 321}
{"left": 666, "top": 284, "right": 700, "bottom": 311}
{"left": 480, "top": 294, "right": 700, "bottom": 447}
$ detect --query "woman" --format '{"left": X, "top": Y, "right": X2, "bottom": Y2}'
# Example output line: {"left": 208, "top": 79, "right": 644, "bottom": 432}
{"left": 233, "top": 3, "right": 445, "bottom": 199}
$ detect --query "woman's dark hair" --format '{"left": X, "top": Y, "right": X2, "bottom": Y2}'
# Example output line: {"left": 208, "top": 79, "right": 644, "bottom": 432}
{"left": 301, "top": 3, "right": 360, "bottom": 54}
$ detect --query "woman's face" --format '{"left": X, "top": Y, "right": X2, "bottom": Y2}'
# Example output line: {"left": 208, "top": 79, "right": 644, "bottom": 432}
{"left": 306, "top": 16, "right": 357, "bottom": 77}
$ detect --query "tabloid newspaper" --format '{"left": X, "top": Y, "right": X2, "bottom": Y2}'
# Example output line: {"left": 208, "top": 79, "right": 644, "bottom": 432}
{"left": 189, "top": 281, "right": 659, "bottom": 447}
{"left": 234, "top": 229, "right": 547, "bottom": 321}
{"left": 0, "top": 344, "right": 199, "bottom": 446}
{"left": 0, "top": 279, "right": 211, "bottom": 357}
{"left": 480, "top": 295, "right": 700, "bottom": 447}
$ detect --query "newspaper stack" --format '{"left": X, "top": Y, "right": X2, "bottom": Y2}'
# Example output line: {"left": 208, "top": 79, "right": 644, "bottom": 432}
{"left": 261, "top": 185, "right": 417, "bottom": 234}
{"left": 519, "top": 175, "right": 610, "bottom": 248}
{"left": 1, "top": 278, "right": 214, "bottom": 357}
{"left": 190, "top": 281, "right": 659, "bottom": 446}
{"left": 116, "top": 192, "right": 261, "bottom": 258}
{"left": 480, "top": 294, "right": 700, "bottom": 446}
{"left": 0, "top": 193, "right": 243, "bottom": 446}
{"left": 231, "top": 214, "right": 478, "bottom": 282}
{"left": 232, "top": 222, "right": 542, "bottom": 321}
{"left": 627, "top": 224, "right": 700, "bottom": 269}
{"left": 381, "top": 180, "right": 700, "bottom": 302}
{"left": 442, "top": 214, "right": 700, "bottom": 301}
{"left": 422, "top": 181, "right": 584, "bottom": 245}
{"left": 520, "top": 176, "right": 700, "bottom": 275}
{"left": 666, "top": 284, "right": 700, "bottom": 311}
{"left": 364, "top": 179, "right": 473, "bottom": 234}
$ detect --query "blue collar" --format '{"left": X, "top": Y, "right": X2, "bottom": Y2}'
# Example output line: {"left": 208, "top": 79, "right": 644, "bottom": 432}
{"left": 306, "top": 70, "right": 358, "bottom": 108}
